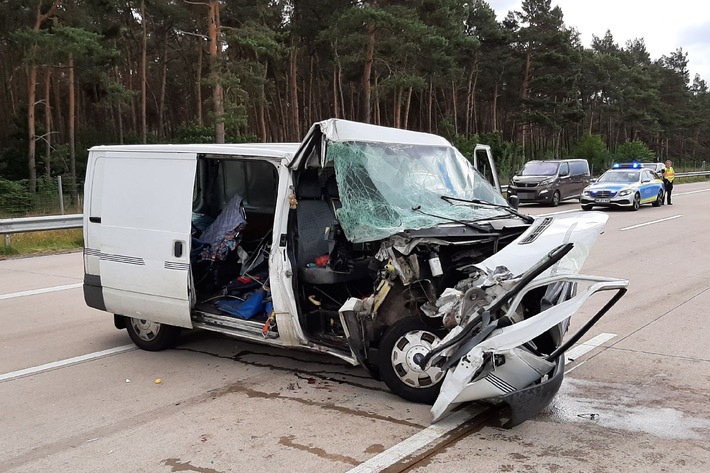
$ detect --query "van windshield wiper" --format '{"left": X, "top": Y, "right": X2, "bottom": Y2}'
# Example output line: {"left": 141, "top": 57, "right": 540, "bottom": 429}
{"left": 411, "top": 206, "right": 492, "bottom": 232}
{"left": 440, "top": 195, "right": 535, "bottom": 224}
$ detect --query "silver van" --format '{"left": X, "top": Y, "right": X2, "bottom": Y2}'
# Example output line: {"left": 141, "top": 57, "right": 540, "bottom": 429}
{"left": 508, "top": 159, "right": 591, "bottom": 206}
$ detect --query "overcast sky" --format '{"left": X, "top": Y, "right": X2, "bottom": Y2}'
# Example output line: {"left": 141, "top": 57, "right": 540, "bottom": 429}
{"left": 488, "top": 0, "right": 710, "bottom": 83}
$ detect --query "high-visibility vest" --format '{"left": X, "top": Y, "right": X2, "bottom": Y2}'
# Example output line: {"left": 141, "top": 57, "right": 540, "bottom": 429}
{"left": 663, "top": 166, "right": 675, "bottom": 182}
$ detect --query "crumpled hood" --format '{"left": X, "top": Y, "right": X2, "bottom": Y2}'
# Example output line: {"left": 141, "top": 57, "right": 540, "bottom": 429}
{"left": 474, "top": 211, "right": 608, "bottom": 278}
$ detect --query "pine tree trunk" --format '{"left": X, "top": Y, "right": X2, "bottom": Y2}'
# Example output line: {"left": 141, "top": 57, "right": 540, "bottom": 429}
{"left": 428, "top": 77, "right": 433, "bottom": 133}
{"left": 520, "top": 51, "right": 531, "bottom": 157}
{"left": 332, "top": 67, "right": 339, "bottom": 118}
{"left": 465, "top": 67, "right": 474, "bottom": 135}
{"left": 27, "top": 0, "right": 61, "bottom": 193}
{"left": 374, "top": 73, "right": 380, "bottom": 125}
{"left": 69, "top": 53, "right": 77, "bottom": 205}
{"left": 28, "top": 64, "right": 38, "bottom": 192}
{"left": 451, "top": 80, "right": 458, "bottom": 135}
{"left": 44, "top": 67, "right": 52, "bottom": 177}
{"left": 404, "top": 86, "right": 412, "bottom": 129}
{"left": 141, "top": 0, "right": 148, "bottom": 143}
{"left": 288, "top": 36, "right": 300, "bottom": 139}
{"left": 209, "top": 0, "right": 225, "bottom": 143}
{"left": 158, "top": 31, "right": 168, "bottom": 139}
{"left": 362, "top": 6, "right": 376, "bottom": 123}
{"left": 196, "top": 37, "right": 203, "bottom": 126}
{"left": 394, "top": 87, "right": 402, "bottom": 128}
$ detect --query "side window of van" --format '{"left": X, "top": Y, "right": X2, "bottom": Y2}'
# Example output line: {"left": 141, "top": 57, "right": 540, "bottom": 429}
{"left": 569, "top": 161, "right": 589, "bottom": 176}
{"left": 223, "top": 160, "right": 279, "bottom": 212}
{"left": 559, "top": 162, "right": 570, "bottom": 176}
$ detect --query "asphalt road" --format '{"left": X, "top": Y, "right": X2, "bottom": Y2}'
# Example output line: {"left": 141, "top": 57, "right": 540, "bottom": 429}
{"left": 1, "top": 182, "right": 709, "bottom": 473}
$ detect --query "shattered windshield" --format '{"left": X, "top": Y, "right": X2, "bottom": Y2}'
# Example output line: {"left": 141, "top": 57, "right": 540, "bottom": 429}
{"left": 328, "top": 141, "right": 511, "bottom": 243}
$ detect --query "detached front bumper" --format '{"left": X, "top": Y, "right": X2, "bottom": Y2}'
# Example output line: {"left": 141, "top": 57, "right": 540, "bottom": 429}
{"left": 430, "top": 274, "right": 629, "bottom": 423}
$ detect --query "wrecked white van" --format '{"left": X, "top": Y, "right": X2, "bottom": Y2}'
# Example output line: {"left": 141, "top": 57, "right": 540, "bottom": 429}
{"left": 83, "top": 119, "right": 627, "bottom": 425}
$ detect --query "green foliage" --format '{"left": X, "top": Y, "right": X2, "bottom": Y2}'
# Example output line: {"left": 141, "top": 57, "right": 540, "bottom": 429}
{"left": 174, "top": 123, "right": 216, "bottom": 144}
{"left": 572, "top": 134, "right": 610, "bottom": 175}
{"left": 0, "top": 178, "right": 32, "bottom": 217}
{"left": 1, "top": 0, "right": 710, "bottom": 185}
{"left": 614, "top": 140, "right": 656, "bottom": 162}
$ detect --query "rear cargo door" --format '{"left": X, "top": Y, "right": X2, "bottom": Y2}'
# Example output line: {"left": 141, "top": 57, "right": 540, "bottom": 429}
{"left": 91, "top": 151, "right": 196, "bottom": 328}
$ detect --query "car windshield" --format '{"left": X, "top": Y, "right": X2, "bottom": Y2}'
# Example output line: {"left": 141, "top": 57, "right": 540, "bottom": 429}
{"left": 519, "top": 162, "right": 559, "bottom": 176}
{"left": 327, "top": 141, "right": 510, "bottom": 243}
{"left": 598, "top": 171, "right": 640, "bottom": 183}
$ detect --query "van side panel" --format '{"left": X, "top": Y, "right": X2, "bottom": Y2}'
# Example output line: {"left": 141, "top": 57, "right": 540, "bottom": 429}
{"left": 85, "top": 151, "right": 197, "bottom": 328}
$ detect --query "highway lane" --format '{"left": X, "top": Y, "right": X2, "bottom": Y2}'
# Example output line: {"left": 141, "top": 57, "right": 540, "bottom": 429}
{"left": 1, "top": 181, "right": 709, "bottom": 472}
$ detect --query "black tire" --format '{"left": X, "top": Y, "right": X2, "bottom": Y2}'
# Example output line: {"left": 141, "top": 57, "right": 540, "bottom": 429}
{"left": 581, "top": 204, "right": 593, "bottom": 211}
{"left": 630, "top": 193, "right": 641, "bottom": 211}
{"left": 550, "top": 191, "right": 561, "bottom": 207}
{"left": 652, "top": 189, "right": 664, "bottom": 207}
{"left": 125, "top": 316, "right": 181, "bottom": 351}
{"left": 377, "top": 317, "right": 445, "bottom": 404}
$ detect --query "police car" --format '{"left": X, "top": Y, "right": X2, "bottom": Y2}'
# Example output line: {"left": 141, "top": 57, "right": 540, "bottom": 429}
{"left": 580, "top": 164, "right": 665, "bottom": 211}
{"left": 612, "top": 161, "right": 665, "bottom": 177}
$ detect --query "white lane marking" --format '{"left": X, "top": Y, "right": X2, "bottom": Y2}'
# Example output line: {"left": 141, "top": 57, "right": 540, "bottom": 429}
{"left": 0, "top": 282, "right": 83, "bottom": 301}
{"left": 620, "top": 215, "right": 682, "bottom": 231}
{"left": 0, "top": 344, "right": 136, "bottom": 383}
{"left": 565, "top": 333, "right": 617, "bottom": 363}
{"left": 346, "top": 404, "right": 486, "bottom": 473}
{"left": 674, "top": 188, "right": 710, "bottom": 196}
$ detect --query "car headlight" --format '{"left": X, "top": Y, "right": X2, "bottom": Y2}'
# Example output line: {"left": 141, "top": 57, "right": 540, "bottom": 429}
{"left": 618, "top": 188, "right": 632, "bottom": 196}
{"left": 582, "top": 190, "right": 590, "bottom": 196}
{"left": 539, "top": 178, "right": 553, "bottom": 186}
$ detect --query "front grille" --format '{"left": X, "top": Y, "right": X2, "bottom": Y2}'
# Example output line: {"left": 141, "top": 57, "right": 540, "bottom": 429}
{"left": 590, "top": 190, "right": 616, "bottom": 198}
{"left": 517, "top": 182, "right": 538, "bottom": 188}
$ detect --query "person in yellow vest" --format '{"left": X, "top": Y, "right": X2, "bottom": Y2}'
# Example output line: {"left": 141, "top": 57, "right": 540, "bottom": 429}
{"left": 661, "top": 160, "right": 675, "bottom": 205}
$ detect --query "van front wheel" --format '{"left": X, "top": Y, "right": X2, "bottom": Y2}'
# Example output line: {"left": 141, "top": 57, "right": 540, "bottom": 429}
{"left": 125, "top": 317, "right": 181, "bottom": 351}
{"left": 378, "top": 317, "right": 445, "bottom": 404}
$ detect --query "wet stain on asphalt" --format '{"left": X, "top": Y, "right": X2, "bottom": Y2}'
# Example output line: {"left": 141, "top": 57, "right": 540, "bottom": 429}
{"left": 162, "top": 458, "right": 223, "bottom": 473}
{"left": 365, "top": 443, "right": 386, "bottom": 454}
{"left": 539, "top": 378, "right": 710, "bottom": 440}
{"left": 209, "top": 383, "right": 425, "bottom": 428}
{"left": 175, "top": 347, "right": 388, "bottom": 393}
{"left": 279, "top": 434, "right": 360, "bottom": 465}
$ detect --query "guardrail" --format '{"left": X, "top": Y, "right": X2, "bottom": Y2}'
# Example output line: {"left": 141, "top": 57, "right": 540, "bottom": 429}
{"left": 0, "top": 214, "right": 83, "bottom": 235}
{"left": 1, "top": 170, "right": 708, "bottom": 245}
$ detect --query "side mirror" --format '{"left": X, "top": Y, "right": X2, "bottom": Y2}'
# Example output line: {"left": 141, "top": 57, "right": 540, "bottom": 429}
{"left": 559, "top": 170, "right": 569, "bottom": 177}
{"left": 508, "top": 194, "right": 520, "bottom": 210}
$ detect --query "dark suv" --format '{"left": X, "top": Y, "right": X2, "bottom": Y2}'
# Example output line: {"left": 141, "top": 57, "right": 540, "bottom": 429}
{"left": 508, "top": 159, "right": 591, "bottom": 206}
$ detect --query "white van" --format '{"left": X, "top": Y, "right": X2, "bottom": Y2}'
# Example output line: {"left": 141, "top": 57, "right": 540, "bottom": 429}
{"left": 83, "top": 119, "right": 626, "bottom": 425}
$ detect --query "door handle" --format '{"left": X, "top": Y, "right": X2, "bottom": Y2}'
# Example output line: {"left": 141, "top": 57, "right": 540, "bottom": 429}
{"left": 174, "top": 241, "right": 184, "bottom": 258}
{"left": 89, "top": 216, "right": 101, "bottom": 223}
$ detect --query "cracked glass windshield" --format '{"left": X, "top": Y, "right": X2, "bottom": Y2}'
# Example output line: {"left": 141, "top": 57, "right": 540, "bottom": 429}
{"left": 328, "top": 141, "right": 510, "bottom": 243}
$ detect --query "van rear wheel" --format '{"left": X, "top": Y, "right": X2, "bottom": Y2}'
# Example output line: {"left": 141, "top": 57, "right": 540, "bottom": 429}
{"left": 125, "top": 317, "right": 181, "bottom": 351}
